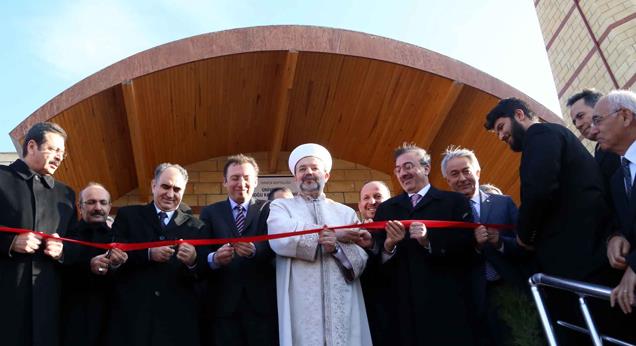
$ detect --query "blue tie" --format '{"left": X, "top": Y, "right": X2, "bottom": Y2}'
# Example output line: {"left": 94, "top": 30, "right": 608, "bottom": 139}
{"left": 473, "top": 200, "right": 499, "bottom": 282}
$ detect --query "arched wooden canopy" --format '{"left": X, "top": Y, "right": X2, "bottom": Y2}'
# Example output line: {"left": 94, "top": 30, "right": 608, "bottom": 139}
{"left": 11, "top": 25, "right": 561, "bottom": 202}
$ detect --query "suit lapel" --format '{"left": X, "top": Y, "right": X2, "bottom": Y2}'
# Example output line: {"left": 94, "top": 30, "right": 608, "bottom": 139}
{"left": 143, "top": 203, "right": 163, "bottom": 236}
{"left": 223, "top": 199, "right": 241, "bottom": 237}
{"left": 397, "top": 193, "right": 413, "bottom": 212}
{"left": 243, "top": 199, "right": 261, "bottom": 236}
{"left": 611, "top": 168, "right": 630, "bottom": 218}
{"left": 172, "top": 208, "right": 189, "bottom": 227}
{"left": 480, "top": 192, "right": 492, "bottom": 223}
{"left": 413, "top": 190, "right": 434, "bottom": 212}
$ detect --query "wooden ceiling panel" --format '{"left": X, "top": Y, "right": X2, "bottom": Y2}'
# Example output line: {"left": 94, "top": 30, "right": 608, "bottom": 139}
{"left": 126, "top": 52, "right": 287, "bottom": 171}
{"left": 11, "top": 27, "right": 562, "bottom": 203}
{"left": 47, "top": 87, "right": 137, "bottom": 200}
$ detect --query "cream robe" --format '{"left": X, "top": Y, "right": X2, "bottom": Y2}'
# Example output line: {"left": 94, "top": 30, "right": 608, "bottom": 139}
{"left": 268, "top": 194, "right": 372, "bottom": 346}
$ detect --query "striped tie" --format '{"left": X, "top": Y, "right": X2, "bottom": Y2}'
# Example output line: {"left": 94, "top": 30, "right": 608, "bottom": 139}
{"left": 411, "top": 193, "right": 421, "bottom": 207}
{"left": 235, "top": 205, "right": 246, "bottom": 235}
{"left": 622, "top": 157, "right": 632, "bottom": 198}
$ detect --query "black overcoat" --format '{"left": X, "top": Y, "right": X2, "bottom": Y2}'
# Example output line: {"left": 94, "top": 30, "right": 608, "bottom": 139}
{"left": 373, "top": 186, "right": 478, "bottom": 346}
{"left": 107, "top": 203, "right": 209, "bottom": 346}
{"left": 0, "top": 159, "right": 77, "bottom": 346}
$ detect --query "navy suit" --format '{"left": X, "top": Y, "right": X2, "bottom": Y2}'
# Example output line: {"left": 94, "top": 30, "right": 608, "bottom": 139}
{"left": 199, "top": 198, "right": 277, "bottom": 346}
{"left": 472, "top": 192, "right": 532, "bottom": 346}
{"left": 477, "top": 192, "right": 529, "bottom": 287}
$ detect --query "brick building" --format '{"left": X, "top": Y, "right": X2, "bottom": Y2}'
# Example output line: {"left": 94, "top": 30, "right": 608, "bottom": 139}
{"left": 534, "top": 0, "right": 635, "bottom": 149}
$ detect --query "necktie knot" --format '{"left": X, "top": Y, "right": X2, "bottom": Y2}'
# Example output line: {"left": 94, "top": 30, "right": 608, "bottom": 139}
{"left": 623, "top": 157, "right": 631, "bottom": 167}
{"left": 410, "top": 193, "right": 421, "bottom": 207}
{"left": 158, "top": 211, "right": 168, "bottom": 229}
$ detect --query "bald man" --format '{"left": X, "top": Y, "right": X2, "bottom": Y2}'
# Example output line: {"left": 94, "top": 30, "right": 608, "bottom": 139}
{"left": 357, "top": 181, "right": 391, "bottom": 346}
{"left": 62, "top": 183, "right": 127, "bottom": 346}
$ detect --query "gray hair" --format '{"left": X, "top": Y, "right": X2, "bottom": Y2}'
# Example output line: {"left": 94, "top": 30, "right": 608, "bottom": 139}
{"left": 604, "top": 90, "right": 636, "bottom": 115}
{"left": 440, "top": 145, "right": 481, "bottom": 178}
{"left": 79, "top": 182, "right": 111, "bottom": 204}
{"left": 479, "top": 183, "right": 502, "bottom": 195}
{"left": 394, "top": 142, "right": 431, "bottom": 166}
{"left": 153, "top": 163, "right": 189, "bottom": 183}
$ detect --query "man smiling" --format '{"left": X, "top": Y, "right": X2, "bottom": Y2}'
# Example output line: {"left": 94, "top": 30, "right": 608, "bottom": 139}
{"left": 373, "top": 142, "right": 477, "bottom": 345}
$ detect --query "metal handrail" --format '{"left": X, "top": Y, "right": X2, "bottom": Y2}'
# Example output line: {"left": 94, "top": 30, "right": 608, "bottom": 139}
{"left": 529, "top": 273, "right": 635, "bottom": 346}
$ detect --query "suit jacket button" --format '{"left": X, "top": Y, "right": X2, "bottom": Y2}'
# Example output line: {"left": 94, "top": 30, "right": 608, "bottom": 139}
{"left": 154, "top": 291, "right": 160, "bottom": 297}
{"left": 159, "top": 236, "right": 165, "bottom": 240}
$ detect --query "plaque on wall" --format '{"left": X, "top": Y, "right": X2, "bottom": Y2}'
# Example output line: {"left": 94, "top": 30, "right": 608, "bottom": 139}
{"left": 253, "top": 175, "right": 299, "bottom": 201}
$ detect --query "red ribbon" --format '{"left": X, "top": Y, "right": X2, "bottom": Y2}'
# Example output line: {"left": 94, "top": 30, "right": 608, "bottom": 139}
{"left": 0, "top": 220, "right": 512, "bottom": 252}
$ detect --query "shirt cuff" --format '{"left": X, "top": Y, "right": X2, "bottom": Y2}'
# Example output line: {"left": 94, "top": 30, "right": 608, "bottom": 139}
{"left": 381, "top": 245, "right": 396, "bottom": 263}
{"left": 207, "top": 252, "right": 221, "bottom": 269}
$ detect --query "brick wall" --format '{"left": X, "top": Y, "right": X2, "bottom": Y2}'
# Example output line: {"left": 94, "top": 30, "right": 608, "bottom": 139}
{"left": 112, "top": 151, "right": 394, "bottom": 209}
{"left": 534, "top": 0, "right": 635, "bottom": 153}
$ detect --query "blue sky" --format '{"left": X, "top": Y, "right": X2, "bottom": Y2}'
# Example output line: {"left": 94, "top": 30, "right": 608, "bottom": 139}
{"left": 0, "top": 0, "right": 560, "bottom": 152}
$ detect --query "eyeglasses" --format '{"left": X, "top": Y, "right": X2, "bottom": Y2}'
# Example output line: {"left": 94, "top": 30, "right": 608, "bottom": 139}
{"left": 591, "top": 109, "right": 621, "bottom": 128}
{"left": 394, "top": 162, "right": 417, "bottom": 175}
{"left": 82, "top": 199, "right": 110, "bottom": 206}
{"left": 39, "top": 145, "right": 67, "bottom": 159}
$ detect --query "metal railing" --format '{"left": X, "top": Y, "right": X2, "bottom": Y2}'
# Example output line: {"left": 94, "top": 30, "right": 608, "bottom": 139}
{"left": 529, "top": 273, "right": 634, "bottom": 346}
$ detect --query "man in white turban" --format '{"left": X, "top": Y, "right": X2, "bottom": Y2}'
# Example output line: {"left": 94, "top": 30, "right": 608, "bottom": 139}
{"left": 268, "top": 143, "right": 372, "bottom": 346}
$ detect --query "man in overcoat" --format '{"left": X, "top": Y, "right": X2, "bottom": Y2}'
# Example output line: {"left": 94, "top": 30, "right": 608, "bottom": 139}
{"left": 0, "top": 122, "right": 76, "bottom": 346}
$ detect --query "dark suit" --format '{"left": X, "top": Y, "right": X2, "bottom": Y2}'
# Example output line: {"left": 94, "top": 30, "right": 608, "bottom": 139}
{"left": 518, "top": 123, "right": 614, "bottom": 345}
{"left": 596, "top": 143, "right": 621, "bottom": 206}
{"left": 472, "top": 192, "right": 530, "bottom": 346}
{"left": 517, "top": 123, "right": 610, "bottom": 280}
{"left": 477, "top": 192, "right": 528, "bottom": 288}
{"left": 374, "top": 186, "right": 478, "bottom": 345}
{"left": 61, "top": 220, "right": 113, "bottom": 346}
{"left": 606, "top": 151, "right": 636, "bottom": 343}
{"left": 108, "top": 203, "right": 208, "bottom": 346}
{"left": 0, "top": 159, "right": 77, "bottom": 346}
{"left": 199, "top": 198, "right": 277, "bottom": 346}
{"left": 609, "top": 157, "right": 636, "bottom": 280}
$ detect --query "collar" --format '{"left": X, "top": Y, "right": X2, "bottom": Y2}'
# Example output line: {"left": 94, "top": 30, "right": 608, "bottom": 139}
{"left": 408, "top": 184, "right": 431, "bottom": 198}
{"left": 11, "top": 159, "right": 55, "bottom": 188}
{"left": 153, "top": 204, "right": 176, "bottom": 222}
{"left": 228, "top": 197, "right": 251, "bottom": 210}
{"left": 299, "top": 192, "right": 326, "bottom": 202}
{"left": 623, "top": 140, "right": 636, "bottom": 164}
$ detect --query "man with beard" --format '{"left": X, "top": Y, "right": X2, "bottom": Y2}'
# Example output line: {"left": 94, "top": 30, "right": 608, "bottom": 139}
{"left": 356, "top": 181, "right": 391, "bottom": 345}
{"left": 485, "top": 98, "right": 611, "bottom": 344}
{"left": 0, "top": 122, "right": 76, "bottom": 346}
{"left": 373, "top": 142, "right": 477, "bottom": 345}
{"left": 62, "top": 183, "right": 128, "bottom": 346}
{"left": 267, "top": 143, "right": 372, "bottom": 346}
{"left": 108, "top": 163, "right": 208, "bottom": 346}
{"left": 200, "top": 154, "right": 277, "bottom": 346}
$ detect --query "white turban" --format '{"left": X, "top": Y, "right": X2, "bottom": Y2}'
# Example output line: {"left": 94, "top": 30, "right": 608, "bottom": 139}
{"left": 288, "top": 143, "right": 333, "bottom": 175}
